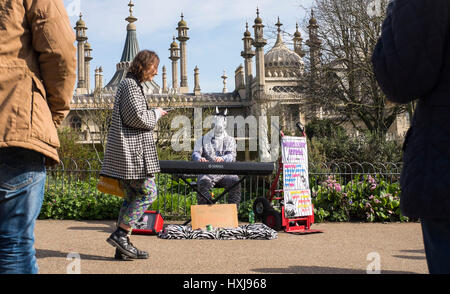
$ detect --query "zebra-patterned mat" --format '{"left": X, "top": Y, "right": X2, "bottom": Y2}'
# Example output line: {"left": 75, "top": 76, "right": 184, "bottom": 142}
{"left": 157, "top": 223, "right": 278, "bottom": 240}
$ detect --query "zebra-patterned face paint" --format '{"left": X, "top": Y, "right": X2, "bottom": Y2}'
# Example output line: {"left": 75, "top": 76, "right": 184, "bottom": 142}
{"left": 213, "top": 115, "right": 227, "bottom": 138}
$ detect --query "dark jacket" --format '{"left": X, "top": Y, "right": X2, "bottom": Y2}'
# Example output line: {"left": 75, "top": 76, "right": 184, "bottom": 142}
{"left": 372, "top": 0, "right": 450, "bottom": 219}
{"left": 101, "top": 73, "right": 161, "bottom": 180}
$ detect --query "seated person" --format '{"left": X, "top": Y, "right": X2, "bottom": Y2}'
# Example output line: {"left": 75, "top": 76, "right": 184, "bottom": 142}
{"left": 192, "top": 107, "right": 241, "bottom": 209}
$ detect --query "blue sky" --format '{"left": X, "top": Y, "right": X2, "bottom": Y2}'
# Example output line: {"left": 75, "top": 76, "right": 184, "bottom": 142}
{"left": 64, "top": 0, "right": 314, "bottom": 93}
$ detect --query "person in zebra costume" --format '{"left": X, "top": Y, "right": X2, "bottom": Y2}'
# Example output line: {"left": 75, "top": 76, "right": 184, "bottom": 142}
{"left": 192, "top": 107, "right": 241, "bottom": 209}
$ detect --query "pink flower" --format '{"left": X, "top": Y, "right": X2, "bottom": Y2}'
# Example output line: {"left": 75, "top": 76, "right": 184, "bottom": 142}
{"left": 369, "top": 195, "right": 374, "bottom": 200}
{"left": 334, "top": 183, "right": 342, "bottom": 192}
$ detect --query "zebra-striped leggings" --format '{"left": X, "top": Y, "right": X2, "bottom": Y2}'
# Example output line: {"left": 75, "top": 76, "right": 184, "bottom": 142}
{"left": 117, "top": 177, "right": 158, "bottom": 229}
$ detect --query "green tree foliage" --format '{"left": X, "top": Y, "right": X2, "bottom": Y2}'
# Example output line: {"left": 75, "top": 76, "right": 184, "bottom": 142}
{"left": 306, "top": 119, "right": 403, "bottom": 163}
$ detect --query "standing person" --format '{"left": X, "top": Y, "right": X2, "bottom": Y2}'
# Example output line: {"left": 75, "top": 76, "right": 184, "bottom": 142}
{"left": 372, "top": 0, "right": 450, "bottom": 274}
{"left": 0, "top": 0, "right": 77, "bottom": 274}
{"left": 101, "top": 50, "right": 167, "bottom": 260}
{"left": 192, "top": 107, "right": 241, "bottom": 209}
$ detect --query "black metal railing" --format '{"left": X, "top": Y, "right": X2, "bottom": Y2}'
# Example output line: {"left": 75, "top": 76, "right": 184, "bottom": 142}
{"left": 44, "top": 158, "right": 402, "bottom": 218}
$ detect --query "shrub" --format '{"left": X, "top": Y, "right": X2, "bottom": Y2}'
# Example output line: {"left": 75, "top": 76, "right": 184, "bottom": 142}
{"left": 306, "top": 119, "right": 403, "bottom": 163}
{"left": 311, "top": 174, "right": 409, "bottom": 223}
{"left": 40, "top": 177, "right": 122, "bottom": 220}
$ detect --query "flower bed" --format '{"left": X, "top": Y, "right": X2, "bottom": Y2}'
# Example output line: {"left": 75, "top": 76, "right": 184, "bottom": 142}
{"left": 311, "top": 174, "right": 409, "bottom": 222}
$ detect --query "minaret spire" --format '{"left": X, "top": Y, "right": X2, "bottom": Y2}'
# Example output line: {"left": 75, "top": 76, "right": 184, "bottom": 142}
{"left": 221, "top": 70, "right": 228, "bottom": 94}
{"left": 274, "top": 16, "right": 284, "bottom": 47}
{"left": 293, "top": 22, "right": 305, "bottom": 57}
{"left": 241, "top": 21, "right": 255, "bottom": 99}
{"left": 162, "top": 65, "right": 168, "bottom": 93}
{"left": 306, "top": 8, "right": 322, "bottom": 79}
{"left": 125, "top": 0, "right": 137, "bottom": 31}
{"left": 194, "top": 66, "right": 201, "bottom": 96}
{"left": 74, "top": 12, "right": 87, "bottom": 94}
{"left": 169, "top": 36, "right": 180, "bottom": 93}
{"left": 177, "top": 12, "right": 189, "bottom": 93}
{"left": 252, "top": 7, "right": 267, "bottom": 94}
{"left": 275, "top": 16, "right": 282, "bottom": 33}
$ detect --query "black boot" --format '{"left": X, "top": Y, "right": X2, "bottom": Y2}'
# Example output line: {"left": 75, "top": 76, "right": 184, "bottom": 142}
{"left": 106, "top": 227, "right": 138, "bottom": 259}
{"left": 114, "top": 237, "right": 149, "bottom": 260}
{"left": 127, "top": 236, "right": 149, "bottom": 259}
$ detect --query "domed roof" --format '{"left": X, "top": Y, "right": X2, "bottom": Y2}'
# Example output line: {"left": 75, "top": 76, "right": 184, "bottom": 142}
{"left": 178, "top": 13, "right": 187, "bottom": 27}
{"left": 254, "top": 8, "right": 263, "bottom": 24}
{"left": 244, "top": 25, "right": 251, "bottom": 37}
{"left": 309, "top": 9, "right": 318, "bottom": 26}
{"left": 170, "top": 38, "right": 178, "bottom": 48}
{"left": 75, "top": 13, "right": 86, "bottom": 28}
{"left": 76, "top": 19, "right": 86, "bottom": 27}
{"left": 264, "top": 32, "right": 304, "bottom": 77}
{"left": 293, "top": 23, "right": 301, "bottom": 38}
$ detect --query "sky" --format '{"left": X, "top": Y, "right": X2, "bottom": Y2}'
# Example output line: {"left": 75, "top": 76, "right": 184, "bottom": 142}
{"left": 64, "top": 0, "right": 315, "bottom": 93}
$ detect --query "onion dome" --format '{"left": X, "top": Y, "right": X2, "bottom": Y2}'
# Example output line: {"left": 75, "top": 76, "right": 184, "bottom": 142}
{"left": 178, "top": 13, "right": 187, "bottom": 27}
{"left": 309, "top": 9, "right": 317, "bottom": 25}
{"left": 254, "top": 8, "right": 263, "bottom": 24}
{"left": 170, "top": 36, "right": 178, "bottom": 48}
{"left": 294, "top": 23, "right": 301, "bottom": 38}
{"left": 244, "top": 22, "right": 251, "bottom": 37}
{"left": 264, "top": 18, "right": 304, "bottom": 78}
{"left": 75, "top": 13, "right": 86, "bottom": 28}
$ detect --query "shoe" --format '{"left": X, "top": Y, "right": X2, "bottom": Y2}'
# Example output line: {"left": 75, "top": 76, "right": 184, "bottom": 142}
{"left": 114, "top": 248, "right": 132, "bottom": 261}
{"left": 127, "top": 236, "right": 149, "bottom": 259}
{"left": 106, "top": 227, "right": 138, "bottom": 259}
{"left": 114, "top": 240, "right": 149, "bottom": 260}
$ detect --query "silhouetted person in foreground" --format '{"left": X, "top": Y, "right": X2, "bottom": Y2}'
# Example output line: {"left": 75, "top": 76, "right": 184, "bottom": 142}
{"left": 372, "top": 0, "right": 450, "bottom": 274}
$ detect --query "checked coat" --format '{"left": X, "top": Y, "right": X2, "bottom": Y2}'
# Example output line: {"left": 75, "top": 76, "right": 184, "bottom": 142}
{"left": 101, "top": 73, "right": 161, "bottom": 180}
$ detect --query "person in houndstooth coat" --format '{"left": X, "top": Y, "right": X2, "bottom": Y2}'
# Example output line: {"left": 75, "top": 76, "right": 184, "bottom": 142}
{"left": 102, "top": 50, "right": 167, "bottom": 260}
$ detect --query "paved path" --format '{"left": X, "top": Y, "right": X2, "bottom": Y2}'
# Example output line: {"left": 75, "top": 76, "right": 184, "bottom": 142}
{"left": 34, "top": 220, "right": 428, "bottom": 274}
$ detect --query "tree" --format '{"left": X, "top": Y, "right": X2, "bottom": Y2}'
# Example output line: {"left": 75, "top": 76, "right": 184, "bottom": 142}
{"left": 300, "top": 0, "right": 409, "bottom": 138}
{"left": 75, "top": 87, "right": 113, "bottom": 162}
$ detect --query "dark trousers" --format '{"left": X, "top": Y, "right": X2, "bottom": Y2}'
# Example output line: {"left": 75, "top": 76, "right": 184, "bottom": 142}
{"left": 197, "top": 175, "right": 241, "bottom": 209}
{"left": 421, "top": 218, "right": 450, "bottom": 274}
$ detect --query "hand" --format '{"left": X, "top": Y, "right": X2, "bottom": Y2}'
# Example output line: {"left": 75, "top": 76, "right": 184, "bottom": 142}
{"left": 214, "top": 157, "right": 224, "bottom": 162}
{"left": 156, "top": 107, "right": 168, "bottom": 116}
{"left": 199, "top": 157, "right": 208, "bottom": 162}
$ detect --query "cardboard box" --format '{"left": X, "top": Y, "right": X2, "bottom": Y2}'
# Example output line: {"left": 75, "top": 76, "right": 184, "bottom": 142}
{"left": 191, "top": 204, "right": 238, "bottom": 230}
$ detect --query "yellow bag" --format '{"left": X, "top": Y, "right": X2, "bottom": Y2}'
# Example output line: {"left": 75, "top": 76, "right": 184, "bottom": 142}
{"left": 97, "top": 175, "right": 125, "bottom": 198}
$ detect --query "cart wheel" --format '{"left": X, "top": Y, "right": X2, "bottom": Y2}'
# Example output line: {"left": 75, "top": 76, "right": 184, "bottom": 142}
{"left": 253, "top": 197, "right": 271, "bottom": 218}
{"left": 263, "top": 209, "right": 282, "bottom": 231}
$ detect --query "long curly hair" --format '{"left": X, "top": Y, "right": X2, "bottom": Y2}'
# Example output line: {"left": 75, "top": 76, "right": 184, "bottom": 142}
{"left": 128, "top": 50, "right": 160, "bottom": 82}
